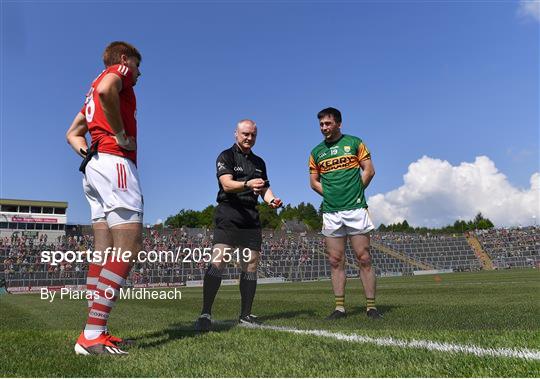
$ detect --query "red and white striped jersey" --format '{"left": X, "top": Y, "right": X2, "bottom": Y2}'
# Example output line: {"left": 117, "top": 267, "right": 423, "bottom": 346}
{"left": 81, "top": 64, "right": 138, "bottom": 164}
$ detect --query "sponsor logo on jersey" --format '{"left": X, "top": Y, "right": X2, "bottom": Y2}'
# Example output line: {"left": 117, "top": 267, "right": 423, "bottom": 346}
{"left": 318, "top": 152, "right": 327, "bottom": 159}
{"left": 344, "top": 146, "right": 351, "bottom": 153}
{"left": 318, "top": 155, "right": 359, "bottom": 173}
{"left": 217, "top": 162, "right": 226, "bottom": 171}
{"left": 234, "top": 166, "right": 244, "bottom": 172}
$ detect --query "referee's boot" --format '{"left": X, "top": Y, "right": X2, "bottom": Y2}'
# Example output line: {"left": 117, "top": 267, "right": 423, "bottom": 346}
{"left": 238, "top": 314, "right": 261, "bottom": 326}
{"left": 195, "top": 313, "right": 212, "bottom": 333}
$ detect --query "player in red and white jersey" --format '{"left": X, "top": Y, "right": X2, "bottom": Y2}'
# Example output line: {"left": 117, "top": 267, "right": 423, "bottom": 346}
{"left": 82, "top": 60, "right": 139, "bottom": 164}
{"left": 66, "top": 41, "right": 143, "bottom": 356}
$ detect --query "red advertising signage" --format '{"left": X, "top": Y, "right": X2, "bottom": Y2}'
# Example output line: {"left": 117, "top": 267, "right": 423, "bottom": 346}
{"left": 11, "top": 216, "right": 58, "bottom": 223}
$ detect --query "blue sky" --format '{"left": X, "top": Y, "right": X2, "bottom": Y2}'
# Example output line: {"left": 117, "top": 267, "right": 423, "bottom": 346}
{"left": 1, "top": 0, "right": 539, "bottom": 227}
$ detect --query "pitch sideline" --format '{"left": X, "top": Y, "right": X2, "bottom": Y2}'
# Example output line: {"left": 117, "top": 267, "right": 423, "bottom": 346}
{"left": 240, "top": 323, "right": 540, "bottom": 361}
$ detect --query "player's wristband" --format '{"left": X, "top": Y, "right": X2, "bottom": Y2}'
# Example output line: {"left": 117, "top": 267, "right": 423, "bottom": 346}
{"left": 243, "top": 180, "right": 249, "bottom": 189}
{"left": 114, "top": 131, "right": 130, "bottom": 147}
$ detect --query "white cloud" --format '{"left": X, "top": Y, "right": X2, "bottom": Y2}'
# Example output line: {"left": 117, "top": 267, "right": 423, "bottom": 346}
{"left": 368, "top": 156, "right": 540, "bottom": 228}
{"left": 518, "top": 0, "right": 540, "bottom": 21}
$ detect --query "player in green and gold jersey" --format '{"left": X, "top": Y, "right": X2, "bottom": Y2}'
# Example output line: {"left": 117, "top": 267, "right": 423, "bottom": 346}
{"left": 309, "top": 107, "right": 382, "bottom": 320}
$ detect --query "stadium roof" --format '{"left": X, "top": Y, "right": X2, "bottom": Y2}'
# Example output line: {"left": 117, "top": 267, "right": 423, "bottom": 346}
{"left": 0, "top": 198, "right": 68, "bottom": 208}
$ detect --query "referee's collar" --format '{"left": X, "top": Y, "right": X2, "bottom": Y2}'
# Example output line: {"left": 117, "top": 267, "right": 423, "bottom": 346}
{"left": 232, "top": 143, "right": 253, "bottom": 156}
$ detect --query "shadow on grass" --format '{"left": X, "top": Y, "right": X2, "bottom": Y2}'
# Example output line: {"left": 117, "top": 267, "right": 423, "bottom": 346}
{"left": 134, "top": 320, "right": 236, "bottom": 349}
{"left": 133, "top": 310, "right": 319, "bottom": 350}
{"left": 257, "top": 309, "right": 319, "bottom": 322}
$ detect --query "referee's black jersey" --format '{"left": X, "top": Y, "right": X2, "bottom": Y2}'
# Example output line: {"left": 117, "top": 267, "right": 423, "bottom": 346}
{"left": 216, "top": 144, "right": 269, "bottom": 208}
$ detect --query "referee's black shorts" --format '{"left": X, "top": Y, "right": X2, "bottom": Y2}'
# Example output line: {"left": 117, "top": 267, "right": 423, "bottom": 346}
{"left": 213, "top": 202, "right": 262, "bottom": 251}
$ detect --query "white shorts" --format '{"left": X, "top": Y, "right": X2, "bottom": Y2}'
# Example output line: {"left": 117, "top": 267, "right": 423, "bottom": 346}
{"left": 322, "top": 208, "right": 374, "bottom": 237}
{"left": 83, "top": 152, "right": 143, "bottom": 226}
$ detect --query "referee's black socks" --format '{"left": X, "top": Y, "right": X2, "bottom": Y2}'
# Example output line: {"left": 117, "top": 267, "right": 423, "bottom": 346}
{"left": 201, "top": 264, "right": 223, "bottom": 315}
{"left": 240, "top": 271, "right": 257, "bottom": 317}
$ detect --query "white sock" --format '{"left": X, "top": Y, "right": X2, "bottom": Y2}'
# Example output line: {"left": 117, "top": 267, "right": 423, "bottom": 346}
{"left": 83, "top": 328, "right": 105, "bottom": 340}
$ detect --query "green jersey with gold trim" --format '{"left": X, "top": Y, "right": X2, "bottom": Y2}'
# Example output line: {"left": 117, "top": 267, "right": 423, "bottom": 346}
{"left": 309, "top": 134, "right": 371, "bottom": 213}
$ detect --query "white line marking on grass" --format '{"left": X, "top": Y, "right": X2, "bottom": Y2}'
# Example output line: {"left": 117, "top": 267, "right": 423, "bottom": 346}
{"left": 376, "top": 280, "right": 537, "bottom": 289}
{"left": 240, "top": 324, "right": 540, "bottom": 361}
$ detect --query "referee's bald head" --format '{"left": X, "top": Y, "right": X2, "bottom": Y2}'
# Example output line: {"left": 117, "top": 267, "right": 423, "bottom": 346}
{"left": 235, "top": 119, "right": 257, "bottom": 151}
{"left": 236, "top": 119, "right": 257, "bottom": 130}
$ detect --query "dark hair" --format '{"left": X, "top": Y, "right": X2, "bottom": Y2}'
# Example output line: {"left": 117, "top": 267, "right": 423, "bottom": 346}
{"left": 317, "top": 107, "right": 342, "bottom": 124}
{"left": 102, "top": 41, "right": 142, "bottom": 67}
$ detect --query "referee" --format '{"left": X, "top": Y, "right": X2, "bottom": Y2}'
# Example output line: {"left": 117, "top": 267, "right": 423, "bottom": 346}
{"left": 195, "top": 119, "right": 282, "bottom": 332}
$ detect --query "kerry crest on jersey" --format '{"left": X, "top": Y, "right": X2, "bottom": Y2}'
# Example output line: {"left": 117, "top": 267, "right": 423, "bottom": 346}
{"left": 309, "top": 134, "right": 371, "bottom": 213}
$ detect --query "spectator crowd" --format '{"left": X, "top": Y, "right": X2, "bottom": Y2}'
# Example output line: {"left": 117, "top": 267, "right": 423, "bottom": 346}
{"left": 1, "top": 226, "right": 538, "bottom": 287}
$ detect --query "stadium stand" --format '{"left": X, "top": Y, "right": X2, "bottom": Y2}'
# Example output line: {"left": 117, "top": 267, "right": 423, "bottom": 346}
{"left": 474, "top": 227, "right": 540, "bottom": 269}
{"left": 1, "top": 227, "right": 538, "bottom": 289}
{"left": 371, "top": 232, "right": 483, "bottom": 272}
{"left": 0, "top": 198, "right": 68, "bottom": 241}
{"left": 465, "top": 233, "right": 494, "bottom": 270}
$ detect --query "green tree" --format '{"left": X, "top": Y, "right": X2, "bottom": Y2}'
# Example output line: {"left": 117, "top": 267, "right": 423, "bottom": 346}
{"left": 298, "top": 202, "right": 321, "bottom": 230}
{"left": 198, "top": 205, "right": 215, "bottom": 227}
{"left": 317, "top": 202, "right": 324, "bottom": 218}
{"left": 165, "top": 209, "right": 201, "bottom": 228}
{"left": 402, "top": 220, "right": 410, "bottom": 231}
{"left": 280, "top": 204, "right": 296, "bottom": 221}
{"left": 257, "top": 203, "right": 281, "bottom": 229}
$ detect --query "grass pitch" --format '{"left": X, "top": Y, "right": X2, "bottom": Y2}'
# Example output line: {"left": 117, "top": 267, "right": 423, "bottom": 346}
{"left": 1, "top": 269, "right": 539, "bottom": 377}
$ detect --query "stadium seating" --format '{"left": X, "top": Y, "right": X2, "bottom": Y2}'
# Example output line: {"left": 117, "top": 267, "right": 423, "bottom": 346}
{"left": 474, "top": 227, "right": 539, "bottom": 269}
{"left": 1, "top": 227, "right": 538, "bottom": 288}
